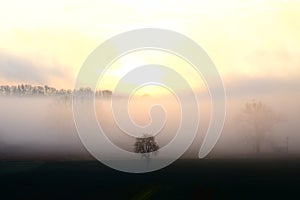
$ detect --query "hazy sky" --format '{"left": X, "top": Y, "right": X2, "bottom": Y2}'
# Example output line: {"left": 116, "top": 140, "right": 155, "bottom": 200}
{"left": 0, "top": 0, "right": 299, "bottom": 95}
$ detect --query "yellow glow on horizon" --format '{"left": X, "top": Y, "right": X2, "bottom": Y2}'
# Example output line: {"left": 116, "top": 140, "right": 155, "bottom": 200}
{"left": 0, "top": 0, "right": 299, "bottom": 90}
{"left": 97, "top": 50, "right": 206, "bottom": 95}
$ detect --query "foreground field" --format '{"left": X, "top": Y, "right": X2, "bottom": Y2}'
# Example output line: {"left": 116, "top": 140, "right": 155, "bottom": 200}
{"left": 0, "top": 158, "right": 300, "bottom": 199}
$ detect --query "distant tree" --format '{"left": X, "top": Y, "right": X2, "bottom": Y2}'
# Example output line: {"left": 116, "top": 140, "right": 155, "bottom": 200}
{"left": 102, "top": 90, "right": 112, "bottom": 97}
{"left": 134, "top": 135, "right": 159, "bottom": 165}
{"left": 239, "top": 100, "right": 281, "bottom": 153}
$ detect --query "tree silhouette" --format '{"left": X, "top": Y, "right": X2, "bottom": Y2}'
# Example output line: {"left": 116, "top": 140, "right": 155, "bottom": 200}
{"left": 239, "top": 100, "right": 280, "bottom": 153}
{"left": 134, "top": 135, "right": 159, "bottom": 164}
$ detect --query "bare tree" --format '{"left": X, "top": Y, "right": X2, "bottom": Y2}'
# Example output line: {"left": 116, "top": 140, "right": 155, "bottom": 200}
{"left": 134, "top": 135, "right": 159, "bottom": 164}
{"left": 239, "top": 100, "right": 281, "bottom": 153}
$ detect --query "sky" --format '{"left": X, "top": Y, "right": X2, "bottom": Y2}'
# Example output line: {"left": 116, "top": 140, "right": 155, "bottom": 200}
{"left": 0, "top": 0, "right": 299, "bottom": 96}
{"left": 0, "top": 0, "right": 300, "bottom": 158}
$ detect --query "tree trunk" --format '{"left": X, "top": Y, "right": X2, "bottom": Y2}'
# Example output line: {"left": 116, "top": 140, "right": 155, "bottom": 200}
{"left": 255, "top": 143, "right": 261, "bottom": 154}
{"left": 255, "top": 137, "right": 262, "bottom": 154}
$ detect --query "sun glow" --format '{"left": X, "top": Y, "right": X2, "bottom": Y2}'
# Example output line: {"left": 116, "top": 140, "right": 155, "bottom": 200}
{"left": 97, "top": 50, "right": 206, "bottom": 96}
{"left": 132, "top": 85, "right": 171, "bottom": 97}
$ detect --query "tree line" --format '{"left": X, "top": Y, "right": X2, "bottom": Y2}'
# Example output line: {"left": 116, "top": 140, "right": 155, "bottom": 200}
{"left": 0, "top": 84, "right": 112, "bottom": 97}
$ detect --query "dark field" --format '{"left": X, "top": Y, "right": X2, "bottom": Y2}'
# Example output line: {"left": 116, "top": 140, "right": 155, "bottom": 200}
{"left": 1, "top": 158, "right": 300, "bottom": 199}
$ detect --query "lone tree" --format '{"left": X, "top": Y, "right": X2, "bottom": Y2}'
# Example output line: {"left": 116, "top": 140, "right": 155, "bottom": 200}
{"left": 134, "top": 135, "right": 159, "bottom": 164}
{"left": 239, "top": 100, "right": 280, "bottom": 153}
